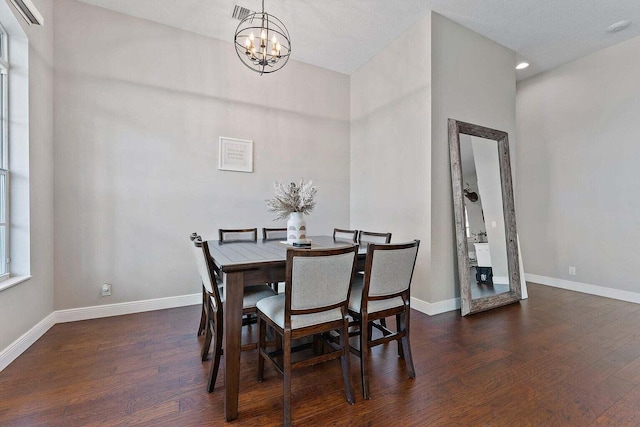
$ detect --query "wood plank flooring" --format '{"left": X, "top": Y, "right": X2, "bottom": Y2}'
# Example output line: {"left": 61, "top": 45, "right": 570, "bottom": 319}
{"left": 2, "top": 283, "right": 640, "bottom": 426}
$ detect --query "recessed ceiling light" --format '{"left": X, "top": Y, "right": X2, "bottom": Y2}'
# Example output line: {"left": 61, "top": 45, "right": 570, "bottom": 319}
{"left": 515, "top": 62, "right": 530, "bottom": 70}
{"left": 607, "top": 20, "right": 631, "bottom": 33}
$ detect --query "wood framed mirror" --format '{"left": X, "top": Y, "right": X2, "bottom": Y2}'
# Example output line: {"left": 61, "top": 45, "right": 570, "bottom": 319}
{"left": 448, "top": 119, "right": 521, "bottom": 316}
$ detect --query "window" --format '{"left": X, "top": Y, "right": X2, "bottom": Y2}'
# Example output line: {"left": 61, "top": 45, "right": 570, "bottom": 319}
{"left": 0, "top": 24, "right": 8, "bottom": 281}
{"left": 0, "top": 5, "right": 31, "bottom": 290}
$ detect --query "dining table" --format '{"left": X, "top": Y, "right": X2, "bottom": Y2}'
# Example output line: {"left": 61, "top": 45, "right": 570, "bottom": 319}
{"left": 206, "top": 235, "right": 366, "bottom": 421}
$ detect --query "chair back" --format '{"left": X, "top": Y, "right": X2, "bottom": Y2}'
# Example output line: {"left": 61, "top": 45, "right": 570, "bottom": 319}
{"left": 262, "top": 227, "right": 287, "bottom": 241}
{"left": 364, "top": 240, "right": 420, "bottom": 300}
{"left": 219, "top": 228, "right": 258, "bottom": 243}
{"left": 285, "top": 245, "right": 358, "bottom": 319}
{"left": 191, "top": 235, "right": 223, "bottom": 310}
{"left": 333, "top": 228, "right": 358, "bottom": 243}
{"left": 358, "top": 230, "right": 392, "bottom": 244}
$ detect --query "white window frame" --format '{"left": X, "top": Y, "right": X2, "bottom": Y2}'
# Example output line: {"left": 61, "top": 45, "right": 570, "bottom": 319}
{"left": 0, "top": 23, "right": 9, "bottom": 282}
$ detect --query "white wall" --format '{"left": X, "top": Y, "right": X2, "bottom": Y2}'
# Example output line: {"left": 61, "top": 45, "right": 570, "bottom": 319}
{"left": 53, "top": 0, "right": 350, "bottom": 310}
{"left": 517, "top": 35, "right": 640, "bottom": 295}
{"left": 350, "top": 14, "right": 431, "bottom": 302}
{"left": 350, "top": 12, "right": 515, "bottom": 310}
{"left": 430, "top": 13, "right": 516, "bottom": 303}
{"left": 0, "top": 0, "right": 54, "bottom": 352}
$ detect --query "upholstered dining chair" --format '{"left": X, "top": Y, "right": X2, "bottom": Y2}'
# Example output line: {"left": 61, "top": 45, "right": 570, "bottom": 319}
{"left": 262, "top": 227, "right": 288, "bottom": 292}
{"left": 192, "top": 232, "right": 210, "bottom": 337}
{"left": 333, "top": 228, "right": 358, "bottom": 243}
{"left": 262, "top": 227, "right": 287, "bottom": 241}
{"left": 348, "top": 240, "right": 420, "bottom": 399}
{"left": 219, "top": 228, "right": 258, "bottom": 242}
{"left": 256, "top": 245, "right": 359, "bottom": 427}
{"left": 355, "top": 231, "right": 392, "bottom": 277}
{"left": 355, "top": 231, "right": 393, "bottom": 331}
{"left": 191, "top": 235, "right": 224, "bottom": 392}
{"left": 191, "top": 235, "right": 276, "bottom": 392}
{"left": 358, "top": 230, "right": 392, "bottom": 245}
{"left": 218, "top": 228, "right": 277, "bottom": 325}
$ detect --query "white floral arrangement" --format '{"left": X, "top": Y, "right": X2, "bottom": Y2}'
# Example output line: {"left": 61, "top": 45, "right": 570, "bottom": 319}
{"left": 266, "top": 179, "right": 317, "bottom": 220}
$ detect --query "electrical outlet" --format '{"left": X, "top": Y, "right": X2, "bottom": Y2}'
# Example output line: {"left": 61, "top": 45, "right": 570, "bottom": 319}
{"left": 569, "top": 266, "right": 576, "bottom": 276}
{"left": 101, "top": 283, "right": 112, "bottom": 296}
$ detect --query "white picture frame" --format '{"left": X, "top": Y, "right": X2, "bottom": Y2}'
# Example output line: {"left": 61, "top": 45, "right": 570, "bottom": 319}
{"left": 218, "top": 136, "right": 253, "bottom": 173}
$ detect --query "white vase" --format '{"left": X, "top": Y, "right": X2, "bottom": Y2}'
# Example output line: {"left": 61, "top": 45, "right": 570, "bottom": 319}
{"left": 287, "top": 212, "right": 307, "bottom": 244}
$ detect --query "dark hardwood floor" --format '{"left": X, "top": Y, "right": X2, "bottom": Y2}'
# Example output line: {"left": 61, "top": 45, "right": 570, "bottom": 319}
{"left": 2, "top": 283, "right": 640, "bottom": 426}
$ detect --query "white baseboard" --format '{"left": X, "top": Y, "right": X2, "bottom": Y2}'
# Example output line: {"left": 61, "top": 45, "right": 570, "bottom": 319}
{"left": 55, "top": 293, "right": 201, "bottom": 323}
{"left": 0, "top": 293, "right": 201, "bottom": 372}
{"left": 525, "top": 274, "right": 640, "bottom": 304}
{"left": 411, "top": 296, "right": 460, "bottom": 316}
{"left": 0, "top": 312, "right": 56, "bottom": 372}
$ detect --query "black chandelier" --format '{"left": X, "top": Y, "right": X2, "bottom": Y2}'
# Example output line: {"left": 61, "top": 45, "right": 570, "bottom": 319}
{"left": 234, "top": 0, "right": 292, "bottom": 75}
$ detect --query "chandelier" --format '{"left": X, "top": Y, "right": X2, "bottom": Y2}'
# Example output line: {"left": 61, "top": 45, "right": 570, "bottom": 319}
{"left": 234, "top": 0, "right": 292, "bottom": 75}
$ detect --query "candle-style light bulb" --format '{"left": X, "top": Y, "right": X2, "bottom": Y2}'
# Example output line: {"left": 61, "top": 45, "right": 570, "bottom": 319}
{"left": 276, "top": 41, "right": 281, "bottom": 55}
{"left": 249, "top": 32, "right": 255, "bottom": 42}
{"left": 245, "top": 38, "right": 251, "bottom": 49}
{"left": 261, "top": 29, "right": 266, "bottom": 41}
{"left": 272, "top": 35, "right": 277, "bottom": 45}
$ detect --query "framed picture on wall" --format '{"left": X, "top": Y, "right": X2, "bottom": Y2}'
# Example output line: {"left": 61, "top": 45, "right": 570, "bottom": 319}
{"left": 218, "top": 137, "right": 253, "bottom": 173}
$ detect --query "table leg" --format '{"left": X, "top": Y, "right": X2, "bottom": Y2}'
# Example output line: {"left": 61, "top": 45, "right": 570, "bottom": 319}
{"left": 224, "top": 271, "right": 244, "bottom": 421}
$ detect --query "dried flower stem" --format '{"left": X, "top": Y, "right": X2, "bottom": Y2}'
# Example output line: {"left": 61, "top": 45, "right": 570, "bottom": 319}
{"left": 266, "top": 179, "right": 317, "bottom": 221}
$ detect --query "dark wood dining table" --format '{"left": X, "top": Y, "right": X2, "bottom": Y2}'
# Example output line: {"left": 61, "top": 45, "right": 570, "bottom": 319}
{"left": 206, "top": 235, "right": 366, "bottom": 421}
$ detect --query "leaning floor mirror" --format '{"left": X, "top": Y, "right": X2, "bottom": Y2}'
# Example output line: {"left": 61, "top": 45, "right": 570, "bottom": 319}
{"left": 448, "top": 119, "right": 521, "bottom": 316}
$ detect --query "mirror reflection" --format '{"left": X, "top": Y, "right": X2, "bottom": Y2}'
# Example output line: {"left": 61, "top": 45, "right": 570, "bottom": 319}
{"left": 459, "top": 135, "right": 510, "bottom": 300}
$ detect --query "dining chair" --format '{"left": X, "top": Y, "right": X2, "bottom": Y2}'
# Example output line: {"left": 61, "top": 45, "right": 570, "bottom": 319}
{"left": 348, "top": 240, "right": 420, "bottom": 399}
{"left": 191, "top": 235, "right": 224, "bottom": 393}
{"left": 192, "top": 232, "right": 213, "bottom": 337}
{"left": 218, "top": 227, "right": 263, "bottom": 323}
{"left": 333, "top": 228, "right": 358, "bottom": 243}
{"left": 262, "top": 227, "right": 287, "bottom": 241}
{"left": 358, "top": 230, "right": 392, "bottom": 245}
{"left": 262, "top": 227, "right": 288, "bottom": 292}
{"left": 354, "top": 230, "right": 392, "bottom": 277}
{"left": 256, "top": 245, "right": 358, "bottom": 427}
{"left": 355, "top": 230, "right": 393, "bottom": 331}
{"left": 191, "top": 235, "right": 276, "bottom": 392}
{"left": 219, "top": 228, "right": 258, "bottom": 242}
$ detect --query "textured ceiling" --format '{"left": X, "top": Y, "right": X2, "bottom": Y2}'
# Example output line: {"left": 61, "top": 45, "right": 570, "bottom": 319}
{"left": 75, "top": 0, "right": 640, "bottom": 80}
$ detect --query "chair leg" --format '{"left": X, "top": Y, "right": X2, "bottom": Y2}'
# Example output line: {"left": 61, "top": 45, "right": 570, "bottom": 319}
{"left": 201, "top": 304, "right": 213, "bottom": 361}
{"left": 360, "top": 314, "right": 371, "bottom": 399}
{"left": 399, "top": 311, "right": 415, "bottom": 378}
{"left": 207, "top": 313, "right": 223, "bottom": 392}
{"left": 283, "top": 330, "right": 292, "bottom": 427}
{"left": 340, "top": 317, "right": 356, "bottom": 404}
{"left": 396, "top": 313, "right": 404, "bottom": 359}
{"left": 257, "top": 314, "right": 266, "bottom": 382}
{"left": 197, "top": 288, "right": 206, "bottom": 336}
